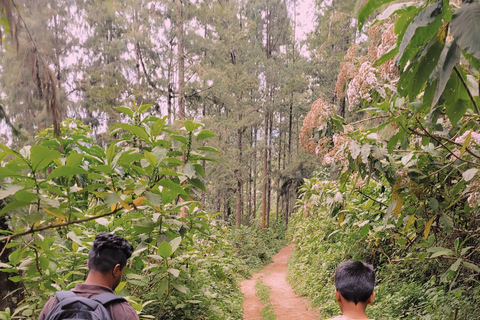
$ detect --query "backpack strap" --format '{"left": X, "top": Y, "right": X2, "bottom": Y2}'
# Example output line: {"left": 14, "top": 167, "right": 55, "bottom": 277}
{"left": 92, "top": 292, "right": 126, "bottom": 306}
{"left": 55, "top": 291, "right": 77, "bottom": 302}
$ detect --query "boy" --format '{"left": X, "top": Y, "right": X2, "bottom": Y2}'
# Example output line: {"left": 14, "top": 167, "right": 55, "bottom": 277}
{"left": 38, "top": 233, "right": 139, "bottom": 320}
{"left": 326, "top": 260, "right": 376, "bottom": 320}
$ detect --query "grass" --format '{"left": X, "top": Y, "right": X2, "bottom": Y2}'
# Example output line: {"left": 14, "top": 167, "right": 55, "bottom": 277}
{"left": 255, "top": 276, "right": 277, "bottom": 320}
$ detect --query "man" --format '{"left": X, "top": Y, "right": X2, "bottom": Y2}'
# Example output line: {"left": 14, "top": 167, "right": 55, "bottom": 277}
{"left": 39, "top": 233, "right": 139, "bottom": 320}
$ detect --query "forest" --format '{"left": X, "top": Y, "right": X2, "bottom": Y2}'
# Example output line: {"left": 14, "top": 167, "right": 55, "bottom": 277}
{"left": 0, "top": 0, "right": 479, "bottom": 319}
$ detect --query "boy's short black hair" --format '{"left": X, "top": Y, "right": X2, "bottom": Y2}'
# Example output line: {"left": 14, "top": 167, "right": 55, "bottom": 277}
{"left": 334, "top": 260, "right": 375, "bottom": 305}
{"left": 88, "top": 233, "right": 133, "bottom": 273}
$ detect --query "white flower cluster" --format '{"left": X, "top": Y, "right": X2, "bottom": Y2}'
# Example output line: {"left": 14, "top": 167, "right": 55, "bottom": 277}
{"left": 347, "top": 61, "right": 381, "bottom": 109}
{"left": 455, "top": 130, "right": 480, "bottom": 146}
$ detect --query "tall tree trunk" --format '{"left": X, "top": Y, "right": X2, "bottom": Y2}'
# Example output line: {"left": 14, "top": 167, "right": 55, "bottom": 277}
{"left": 236, "top": 114, "right": 243, "bottom": 227}
{"left": 253, "top": 125, "right": 257, "bottom": 221}
{"left": 176, "top": 0, "right": 185, "bottom": 121}
{"left": 261, "top": 110, "right": 269, "bottom": 230}
{"left": 276, "top": 130, "right": 281, "bottom": 222}
{"left": 266, "top": 110, "right": 273, "bottom": 228}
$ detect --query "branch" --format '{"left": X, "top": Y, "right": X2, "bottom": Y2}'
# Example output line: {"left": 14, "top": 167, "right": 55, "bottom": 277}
{"left": 356, "top": 189, "right": 388, "bottom": 208}
{"left": 350, "top": 115, "right": 390, "bottom": 125}
{"left": 414, "top": 118, "right": 480, "bottom": 166}
{"left": 454, "top": 66, "right": 480, "bottom": 114}
{"left": 0, "top": 207, "right": 122, "bottom": 245}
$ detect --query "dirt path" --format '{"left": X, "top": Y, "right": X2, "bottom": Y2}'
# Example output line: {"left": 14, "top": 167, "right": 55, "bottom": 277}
{"left": 240, "top": 244, "right": 319, "bottom": 320}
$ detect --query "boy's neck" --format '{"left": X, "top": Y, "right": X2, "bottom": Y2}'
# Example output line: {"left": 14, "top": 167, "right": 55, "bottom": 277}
{"left": 340, "top": 301, "right": 370, "bottom": 319}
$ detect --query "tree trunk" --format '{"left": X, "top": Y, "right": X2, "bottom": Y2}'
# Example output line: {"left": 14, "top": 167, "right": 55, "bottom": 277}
{"left": 253, "top": 125, "right": 257, "bottom": 221}
{"left": 236, "top": 113, "right": 243, "bottom": 227}
{"left": 261, "top": 110, "right": 269, "bottom": 230}
{"left": 176, "top": 0, "right": 185, "bottom": 121}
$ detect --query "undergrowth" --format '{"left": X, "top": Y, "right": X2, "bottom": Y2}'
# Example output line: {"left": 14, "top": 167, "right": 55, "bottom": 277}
{"left": 286, "top": 178, "right": 480, "bottom": 320}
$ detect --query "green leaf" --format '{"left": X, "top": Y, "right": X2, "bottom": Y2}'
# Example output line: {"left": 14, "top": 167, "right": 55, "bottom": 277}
{"left": 47, "top": 166, "right": 89, "bottom": 180}
{"left": 151, "top": 147, "right": 167, "bottom": 163}
{"left": 138, "top": 104, "right": 153, "bottom": 114}
{"left": 409, "top": 39, "right": 444, "bottom": 100}
{"left": 194, "top": 164, "right": 205, "bottom": 177}
{"left": 430, "top": 41, "right": 462, "bottom": 107}
{"left": 115, "top": 106, "right": 134, "bottom": 118}
{"left": 450, "top": 2, "right": 480, "bottom": 60}
{"left": 0, "top": 201, "right": 29, "bottom": 216}
{"left": 144, "top": 151, "right": 157, "bottom": 167}
{"left": 0, "top": 167, "right": 22, "bottom": 178}
{"left": 171, "top": 283, "right": 188, "bottom": 294}
{"left": 168, "top": 268, "right": 180, "bottom": 278}
{"left": 449, "top": 258, "right": 462, "bottom": 272}
{"left": 113, "top": 123, "right": 150, "bottom": 141}
{"left": 104, "top": 193, "right": 121, "bottom": 206}
{"left": 158, "top": 179, "right": 188, "bottom": 197}
{"left": 182, "top": 120, "right": 202, "bottom": 132}
{"left": 170, "top": 237, "right": 182, "bottom": 253}
{"left": 374, "top": 46, "right": 398, "bottom": 67}
{"left": 183, "top": 163, "right": 195, "bottom": 178}
{"left": 106, "top": 143, "right": 116, "bottom": 165}
{"left": 197, "top": 146, "right": 221, "bottom": 154}
{"left": 170, "top": 135, "right": 188, "bottom": 144}
{"left": 196, "top": 130, "right": 216, "bottom": 140}
{"left": 428, "top": 198, "right": 439, "bottom": 211}
{"left": 152, "top": 117, "right": 166, "bottom": 137}
{"left": 30, "top": 146, "right": 61, "bottom": 173}
{"left": 396, "top": 1, "right": 444, "bottom": 68}
{"left": 145, "top": 191, "right": 162, "bottom": 207}
{"left": 463, "top": 168, "right": 478, "bottom": 182}
{"left": 358, "top": 0, "right": 397, "bottom": 32}
{"left": 158, "top": 241, "right": 172, "bottom": 258}
{"left": 15, "top": 190, "right": 38, "bottom": 203}
{"left": 430, "top": 249, "right": 453, "bottom": 258}
{"left": 462, "top": 261, "right": 480, "bottom": 273}
{"left": 0, "top": 185, "right": 24, "bottom": 199}
{"left": 157, "top": 279, "right": 168, "bottom": 299}
{"left": 189, "top": 178, "right": 206, "bottom": 192}
{"left": 65, "top": 153, "right": 84, "bottom": 167}
{"left": 92, "top": 165, "right": 113, "bottom": 175}
{"left": 439, "top": 212, "right": 453, "bottom": 233}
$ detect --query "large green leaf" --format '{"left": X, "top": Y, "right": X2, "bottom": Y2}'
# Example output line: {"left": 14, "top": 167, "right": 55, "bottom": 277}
{"left": 115, "top": 106, "right": 134, "bottom": 118}
{"left": 443, "top": 71, "right": 471, "bottom": 126}
{"left": 0, "top": 185, "right": 23, "bottom": 199}
{"left": 396, "top": 1, "right": 444, "bottom": 68}
{"left": 113, "top": 123, "right": 150, "bottom": 141}
{"left": 30, "top": 146, "right": 61, "bottom": 173}
{"left": 408, "top": 39, "right": 444, "bottom": 100}
{"left": 158, "top": 241, "right": 172, "bottom": 258}
{"left": 0, "top": 167, "right": 23, "bottom": 178}
{"left": 430, "top": 40, "right": 462, "bottom": 107}
{"left": 450, "top": 2, "right": 480, "bottom": 59}
{"left": 358, "top": 0, "right": 397, "bottom": 32}
{"left": 47, "top": 166, "right": 89, "bottom": 180}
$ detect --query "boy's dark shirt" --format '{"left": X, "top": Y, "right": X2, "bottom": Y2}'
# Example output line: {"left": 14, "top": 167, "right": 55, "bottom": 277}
{"left": 38, "top": 284, "right": 139, "bottom": 320}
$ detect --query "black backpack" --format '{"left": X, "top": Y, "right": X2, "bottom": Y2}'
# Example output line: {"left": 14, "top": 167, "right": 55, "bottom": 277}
{"left": 44, "top": 291, "right": 126, "bottom": 320}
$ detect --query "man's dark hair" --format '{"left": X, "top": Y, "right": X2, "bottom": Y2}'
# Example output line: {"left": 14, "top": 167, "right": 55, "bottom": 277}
{"left": 88, "top": 233, "right": 133, "bottom": 273}
{"left": 334, "top": 261, "right": 375, "bottom": 305}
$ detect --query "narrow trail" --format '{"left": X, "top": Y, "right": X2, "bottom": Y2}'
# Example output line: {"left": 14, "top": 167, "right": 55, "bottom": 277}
{"left": 240, "top": 244, "right": 319, "bottom": 320}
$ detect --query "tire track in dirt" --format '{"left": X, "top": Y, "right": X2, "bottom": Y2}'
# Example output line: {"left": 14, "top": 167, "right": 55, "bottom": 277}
{"left": 240, "top": 244, "right": 319, "bottom": 320}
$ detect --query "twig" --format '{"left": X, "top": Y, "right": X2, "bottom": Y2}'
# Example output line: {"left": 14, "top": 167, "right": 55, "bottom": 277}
{"left": 0, "top": 234, "right": 11, "bottom": 258}
{"left": 414, "top": 119, "right": 479, "bottom": 166}
{"left": 350, "top": 115, "right": 390, "bottom": 125}
{"left": 356, "top": 189, "right": 388, "bottom": 208}
{"left": 454, "top": 66, "right": 480, "bottom": 114}
{"left": 0, "top": 207, "right": 122, "bottom": 244}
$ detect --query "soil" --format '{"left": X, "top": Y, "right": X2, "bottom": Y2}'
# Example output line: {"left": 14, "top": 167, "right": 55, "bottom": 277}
{"left": 240, "top": 244, "right": 319, "bottom": 320}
